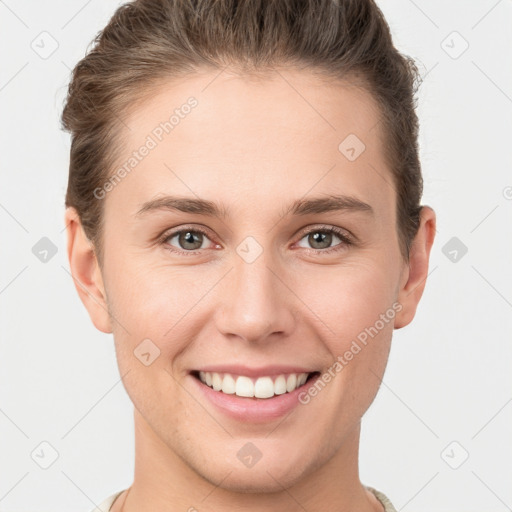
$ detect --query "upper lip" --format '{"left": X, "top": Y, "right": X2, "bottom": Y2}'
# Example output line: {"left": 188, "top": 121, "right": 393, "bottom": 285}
{"left": 191, "top": 365, "right": 319, "bottom": 379}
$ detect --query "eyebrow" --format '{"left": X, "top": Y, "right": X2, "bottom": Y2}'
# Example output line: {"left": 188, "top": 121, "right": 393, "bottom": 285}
{"left": 134, "top": 194, "right": 374, "bottom": 219}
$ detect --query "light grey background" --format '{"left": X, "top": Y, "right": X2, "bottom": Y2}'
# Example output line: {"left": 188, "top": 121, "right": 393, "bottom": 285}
{"left": 1, "top": 1, "right": 511, "bottom": 511}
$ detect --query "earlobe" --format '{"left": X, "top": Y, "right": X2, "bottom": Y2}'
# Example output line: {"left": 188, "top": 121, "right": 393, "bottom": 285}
{"left": 64, "top": 207, "right": 112, "bottom": 334}
{"left": 394, "top": 206, "right": 436, "bottom": 330}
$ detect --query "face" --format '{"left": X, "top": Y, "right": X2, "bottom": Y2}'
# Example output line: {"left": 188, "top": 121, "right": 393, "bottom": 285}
{"left": 66, "top": 67, "right": 435, "bottom": 493}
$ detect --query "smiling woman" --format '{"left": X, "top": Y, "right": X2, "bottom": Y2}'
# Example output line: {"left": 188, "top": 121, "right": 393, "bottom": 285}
{"left": 61, "top": 1, "right": 436, "bottom": 512}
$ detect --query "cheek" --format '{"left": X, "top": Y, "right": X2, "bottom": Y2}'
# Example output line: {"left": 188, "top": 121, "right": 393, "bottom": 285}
{"left": 107, "top": 259, "right": 196, "bottom": 336}
{"left": 107, "top": 263, "right": 192, "bottom": 419}
{"left": 107, "top": 260, "right": 222, "bottom": 396}
{"left": 297, "top": 257, "right": 398, "bottom": 342}
{"left": 295, "top": 259, "right": 396, "bottom": 404}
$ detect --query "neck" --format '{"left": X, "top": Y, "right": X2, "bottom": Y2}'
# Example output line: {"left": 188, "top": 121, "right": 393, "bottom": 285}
{"left": 114, "top": 408, "right": 382, "bottom": 512}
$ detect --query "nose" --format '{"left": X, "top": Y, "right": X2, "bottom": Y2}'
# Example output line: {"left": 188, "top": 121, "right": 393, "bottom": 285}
{"left": 213, "top": 247, "right": 296, "bottom": 345}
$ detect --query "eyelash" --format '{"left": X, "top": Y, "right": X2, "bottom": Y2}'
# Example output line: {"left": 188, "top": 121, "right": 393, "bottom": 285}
{"left": 157, "top": 224, "right": 354, "bottom": 257}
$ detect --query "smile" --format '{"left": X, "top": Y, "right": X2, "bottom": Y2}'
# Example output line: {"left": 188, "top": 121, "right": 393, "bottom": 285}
{"left": 191, "top": 370, "right": 321, "bottom": 399}
{"left": 189, "top": 366, "right": 323, "bottom": 422}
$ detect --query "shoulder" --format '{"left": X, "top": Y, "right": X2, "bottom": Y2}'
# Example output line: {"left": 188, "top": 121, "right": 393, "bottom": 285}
{"left": 365, "top": 485, "right": 398, "bottom": 512}
{"left": 89, "top": 490, "right": 126, "bottom": 512}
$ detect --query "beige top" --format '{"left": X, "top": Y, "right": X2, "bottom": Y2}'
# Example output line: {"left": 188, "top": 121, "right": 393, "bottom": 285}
{"left": 92, "top": 486, "right": 397, "bottom": 511}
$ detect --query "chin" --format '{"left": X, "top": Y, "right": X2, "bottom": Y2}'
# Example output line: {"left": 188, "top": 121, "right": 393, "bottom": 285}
{"left": 203, "top": 465, "right": 307, "bottom": 494}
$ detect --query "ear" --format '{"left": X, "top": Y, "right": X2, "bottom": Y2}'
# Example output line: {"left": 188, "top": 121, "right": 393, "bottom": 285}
{"left": 64, "top": 207, "right": 112, "bottom": 334}
{"left": 394, "top": 206, "right": 436, "bottom": 329}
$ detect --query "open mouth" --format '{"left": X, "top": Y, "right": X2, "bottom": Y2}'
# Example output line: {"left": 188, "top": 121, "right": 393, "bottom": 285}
{"left": 190, "top": 370, "right": 321, "bottom": 399}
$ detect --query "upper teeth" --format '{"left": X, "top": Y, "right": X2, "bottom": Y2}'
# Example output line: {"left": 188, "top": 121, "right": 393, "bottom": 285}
{"left": 198, "top": 371, "right": 310, "bottom": 399}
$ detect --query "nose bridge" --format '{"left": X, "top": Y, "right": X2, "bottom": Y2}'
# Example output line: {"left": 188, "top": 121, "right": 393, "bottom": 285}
{"left": 214, "top": 243, "right": 294, "bottom": 343}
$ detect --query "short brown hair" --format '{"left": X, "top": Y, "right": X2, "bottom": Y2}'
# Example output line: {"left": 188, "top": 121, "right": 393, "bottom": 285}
{"left": 61, "top": 0, "right": 424, "bottom": 267}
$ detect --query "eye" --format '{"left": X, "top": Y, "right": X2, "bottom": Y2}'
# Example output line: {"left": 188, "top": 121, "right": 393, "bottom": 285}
{"left": 295, "top": 226, "right": 353, "bottom": 254}
{"left": 158, "top": 224, "right": 354, "bottom": 257}
{"left": 159, "top": 226, "right": 218, "bottom": 255}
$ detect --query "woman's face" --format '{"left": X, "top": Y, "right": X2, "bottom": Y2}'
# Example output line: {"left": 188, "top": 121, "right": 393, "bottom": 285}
{"left": 68, "top": 67, "right": 434, "bottom": 492}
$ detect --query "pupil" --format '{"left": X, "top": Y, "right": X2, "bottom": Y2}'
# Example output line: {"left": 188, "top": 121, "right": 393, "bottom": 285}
{"left": 181, "top": 231, "right": 202, "bottom": 249}
{"left": 311, "top": 232, "right": 330, "bottom": 249}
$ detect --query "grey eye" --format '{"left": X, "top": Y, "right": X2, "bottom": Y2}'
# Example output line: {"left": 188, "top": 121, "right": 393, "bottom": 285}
{"left": 168, "top": 230, "right": 206, "bottom": 251}
{"left": 297, "top": 230, "right": 343, "bottom": 250}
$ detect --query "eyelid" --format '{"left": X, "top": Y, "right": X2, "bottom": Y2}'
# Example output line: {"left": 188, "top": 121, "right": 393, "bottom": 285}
{"left": 157, "top": 224, "right": 219, "bottom": 254}
{"left": 294, "top": 223, "right": 354, "bottom": 243}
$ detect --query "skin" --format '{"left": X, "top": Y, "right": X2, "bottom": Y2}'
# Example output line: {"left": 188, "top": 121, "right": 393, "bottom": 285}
{"left": 65, "top": 67, "right": 436, "bottom": 512}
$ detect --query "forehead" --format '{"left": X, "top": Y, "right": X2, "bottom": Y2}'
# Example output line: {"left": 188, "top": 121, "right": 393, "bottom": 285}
{"left": 105, "top": 67, "right": 394, "bottom": 222}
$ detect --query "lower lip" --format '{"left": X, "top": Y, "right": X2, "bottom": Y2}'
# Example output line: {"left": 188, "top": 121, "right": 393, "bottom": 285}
{"left": 189, "top": 373, "right": 321, "bottom": 423}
